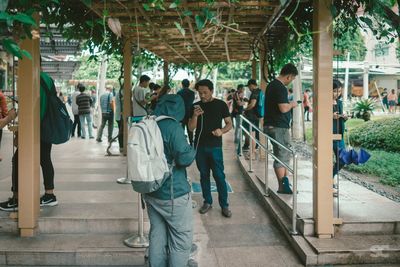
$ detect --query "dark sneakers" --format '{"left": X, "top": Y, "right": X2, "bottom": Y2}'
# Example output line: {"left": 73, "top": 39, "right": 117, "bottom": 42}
{"left": 221, "top": 207, "right": 232, "bottom": 218}
{"left": 0, "top": 197, "right": 18, "bottom": 211}
{"left": 40, "top": 194, "right": 58, "bottom": 207}
{"left": 199, "top": 203, "right": 212, "bottom": 214}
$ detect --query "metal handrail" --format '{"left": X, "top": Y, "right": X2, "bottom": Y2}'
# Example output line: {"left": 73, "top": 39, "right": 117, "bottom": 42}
{"left": 239, "top": 115, "right": 299, "bottom": 235}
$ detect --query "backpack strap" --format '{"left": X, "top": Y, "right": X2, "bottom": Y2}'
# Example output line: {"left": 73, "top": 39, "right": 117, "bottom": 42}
{"left": 155, "top": 115, "right": 176, "bottom": 122}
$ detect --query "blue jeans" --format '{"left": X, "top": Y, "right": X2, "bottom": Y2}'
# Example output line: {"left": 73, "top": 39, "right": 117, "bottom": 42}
{"left": 195, "top": 146, "right": 229, "bottom": 208}
{"left": 144, "top": 193, "right": 193, "bottom": 267}
{"left": 333, "top": 139, "right": 345, "bottom": 177}
{"left": 79, "top": 113, "right": 93, "bottom": 138}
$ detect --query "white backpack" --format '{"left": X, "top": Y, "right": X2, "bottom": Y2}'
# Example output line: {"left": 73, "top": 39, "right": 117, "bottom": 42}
{"left": 128, "top": 115, "right": 174, "bottom": 193}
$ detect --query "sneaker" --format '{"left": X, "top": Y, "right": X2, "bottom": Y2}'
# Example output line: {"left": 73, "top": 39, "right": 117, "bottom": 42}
{"left": 199, "top": 203, "right": 212, "bottom": 214}
{"left": 81, "top": 136, "right": 86, "bottom": 139}
{"left": 40, "top": 194, "right": 58, "bottom": 207}
{"left": 96, "top": 138, "right": 102, "bottom": 142}
{"left": 221, "top": 207, "right": 232, "bottom": 218}
{"left": 89, "top": 136, "right": 95, "bottom": 139}
{"left": 281, "top": 176, "right": 293, "bottom": 194}
{"left": 0, "top": 197, "right": 18, "bottom": 211}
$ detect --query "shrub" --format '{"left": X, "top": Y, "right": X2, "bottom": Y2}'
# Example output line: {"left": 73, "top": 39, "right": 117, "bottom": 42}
{"left": 348, "top": 117, "right": 400, "bottom": 152}
{"left": 346, "top": 150, "right": 400, "bottom": 186}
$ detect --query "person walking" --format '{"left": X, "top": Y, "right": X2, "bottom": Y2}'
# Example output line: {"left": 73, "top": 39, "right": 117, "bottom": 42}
{"left": 96, "top": 85, "right": 114, "bottom": 143}
{"left": 76, "top": 83, "right": 94, "bottom": 139}
{"left": 132, "top": 75, "right": 151, "bottom": 117}
{"left": 189, "top": 79, "right": 233, "bottom": 217}
{"left": 114, "top": 87, "right": 123, "bottom": 152}
{"left": 387, "top": 89, "right": 398, "bottom": 113}
{"left": 303, "top": 89, "right": 311, "bottom": 121}
{"left": 70, "top": 86, "right": 81, "bottom": 137}
{"left": 242, "top": 79, "right": 262, "bottom": 159}
{"left": 0, "top": 89, "right": 8, "bottom": 161}
{"left": 0, "top": 71, "right": 58, "bottom": 211}
{"left": 177, "top": 79, "right": 195, "bottom": 146}
{"left": 144, "top": 94, "right": 196, "bottom": 267}
{"left": 263, "top": 63, "right": 299, "bottom": 194}
{"left": 232, "top": 84, "right": 245, "bottom": 144}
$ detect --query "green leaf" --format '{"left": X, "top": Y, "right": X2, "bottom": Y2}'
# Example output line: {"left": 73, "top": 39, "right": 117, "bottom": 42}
{"left": 195, "top": 15, "right": 205, "bottom": 31}
{"left": 0, "top": 11, "right": 10, "bottom": 20}
{"left": 183, "top": 10, "right": 192, "bottom": 16}
{"left": 169, "top": 0, "right": 181, "bottom": 9}
{"left": 51, "top": 0, "right": 60, "bottom": 4}
{"left": 82, "top": 0, "right": 92, "bottom": 6}
{"left": 13, "top": 13, "right": 37, "bottom": 26}
{"left": 21, "top": 50, "right": 32, "bottom": 60}
{"left": 143, "top": 3, "right": 151, "bottom": 11}
{"left": 174, "top": 21, "right": 185, "bottom": 36}
{"left": 2, "top": 39, "right": 23, "bottom": 59}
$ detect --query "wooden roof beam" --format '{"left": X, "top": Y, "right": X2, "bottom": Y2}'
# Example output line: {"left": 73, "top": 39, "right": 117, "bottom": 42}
{"left": 136, "top": 5, "right": 190, "bottom": 63}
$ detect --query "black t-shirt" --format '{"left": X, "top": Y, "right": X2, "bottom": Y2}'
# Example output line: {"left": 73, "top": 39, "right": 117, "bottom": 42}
{"left": 244, "top": 88, "right": 261, "bottom": 121}
{"left": 190, "top": 98, "right": 230, "bottom": 147}
{"left": 264, "top": 79, "right": 291, "bottom": 128}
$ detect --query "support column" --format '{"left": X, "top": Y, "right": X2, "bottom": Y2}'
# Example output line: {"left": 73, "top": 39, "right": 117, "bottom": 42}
{"left": 163, "top": 61, "right": 169, "bottom": 86}
{"left": 343, "top": 52, "right": 350, "bottom": 102}
{"left": 363, "top": 61, "right": 369, "bottom": 99}
{"left": 259, "top": 47, "right": 267, "bottom": 159}
{"left": 18, "top": 15, "right": 40, "bottom": 237}
{"left": 292, "top": 61, "right": 303, "bottom": 140}
{"left": 123, "top": 39, "right": 132, "bottom": 155}
{"left": 251, "top": 58, "right": 257, "bottom": 80}
{"left": 312, "top": 0, "right": 334, "bottom": 238}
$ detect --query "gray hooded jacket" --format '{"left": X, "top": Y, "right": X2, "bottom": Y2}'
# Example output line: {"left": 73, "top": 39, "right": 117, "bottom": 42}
{"left": 147, "top": 94, "right": 196, "bottom": 200}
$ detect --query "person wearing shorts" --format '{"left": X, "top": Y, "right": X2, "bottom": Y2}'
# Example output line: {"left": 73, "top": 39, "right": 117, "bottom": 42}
{"left": 263, "top": 63, "right": 299, "bottom": 194}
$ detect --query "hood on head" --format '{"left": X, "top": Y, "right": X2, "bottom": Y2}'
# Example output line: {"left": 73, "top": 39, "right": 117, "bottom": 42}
{"left": 154, "top": 94, "right": 185, "bottom": 122}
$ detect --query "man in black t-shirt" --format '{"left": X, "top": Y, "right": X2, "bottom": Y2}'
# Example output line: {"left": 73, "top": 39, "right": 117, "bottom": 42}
{"left": 243, "top": 79, "right": 261, "bottom": 157}
{"left": 189, "top": 79, "right": 233, "bottom": 218}
{"left": 264, "top": 63, "right": 299, "bottom": 194}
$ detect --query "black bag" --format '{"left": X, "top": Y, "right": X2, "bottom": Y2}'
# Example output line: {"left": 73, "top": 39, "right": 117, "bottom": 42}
{"left": 40, "top": 76, "right": 72, "bottom": 144}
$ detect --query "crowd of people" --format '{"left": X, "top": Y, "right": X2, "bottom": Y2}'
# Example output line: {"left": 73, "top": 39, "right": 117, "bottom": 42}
{"left": 1, "top": 60, "right": 399, "bottom": 266}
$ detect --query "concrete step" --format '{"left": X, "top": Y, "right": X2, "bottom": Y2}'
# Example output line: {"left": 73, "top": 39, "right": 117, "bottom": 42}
{"left": 0, "top": 203, "right": 149, "bottom": 234}
{"left": 305, "top": 234, "right": 400, "bottom": 265}
{"left": 0, "top": 233, "right": 145, "bottom": 266}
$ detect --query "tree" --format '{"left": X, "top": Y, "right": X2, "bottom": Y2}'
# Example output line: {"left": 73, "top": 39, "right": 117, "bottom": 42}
{"left": 334, "top": 25, "right": 367, "bottom": 61}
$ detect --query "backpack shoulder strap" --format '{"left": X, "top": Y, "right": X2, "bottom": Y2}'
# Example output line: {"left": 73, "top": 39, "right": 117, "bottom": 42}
{"left": 155, "top": 115, "right": 176, "bottom": 122}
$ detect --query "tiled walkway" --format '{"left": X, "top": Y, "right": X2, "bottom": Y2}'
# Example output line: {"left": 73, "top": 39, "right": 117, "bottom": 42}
{"left": 0, "top": 129, "right": 303, "bottom": 266}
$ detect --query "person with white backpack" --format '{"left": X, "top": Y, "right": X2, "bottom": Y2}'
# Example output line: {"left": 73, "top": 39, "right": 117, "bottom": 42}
{"left": 129, "top": 94, "right": 196, "bottom": 266}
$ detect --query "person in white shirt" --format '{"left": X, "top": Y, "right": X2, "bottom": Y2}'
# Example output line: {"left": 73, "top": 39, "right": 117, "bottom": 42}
{"left": 71, "top": 87, "right": 81, "bottom": 137}
{"left": 132, "top": 75, "right": 152, "bottom": 117}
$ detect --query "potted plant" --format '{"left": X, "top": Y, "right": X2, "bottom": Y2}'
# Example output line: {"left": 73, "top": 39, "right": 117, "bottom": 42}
{"left": 353, "top": 99, "right": 375, "bottom": 121}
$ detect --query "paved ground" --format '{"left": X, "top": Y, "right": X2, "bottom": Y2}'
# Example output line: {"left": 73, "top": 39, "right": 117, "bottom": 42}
{"left": 0, "top": 128, "right": 304, "bottom": 267}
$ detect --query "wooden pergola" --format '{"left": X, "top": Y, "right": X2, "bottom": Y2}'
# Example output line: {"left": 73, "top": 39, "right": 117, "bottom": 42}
{"left": 17, "top": 0, "right": 335, "bottom": 240}
{"left": 88, "top": 0, "right": 284, "bottom": 64}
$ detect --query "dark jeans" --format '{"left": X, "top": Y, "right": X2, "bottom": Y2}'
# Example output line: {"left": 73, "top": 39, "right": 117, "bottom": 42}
{"left": 0, "top": 129, "right": 2, "bottom": 148}
{"left": 181, "top": 121, "right": 193, "bottom": 146}
{"left": 304, "top": 106, "right": 310, "bottom": 121}
{"left": 71, "top": 114, "right": 81, "bottom": 137}
{"left": 117, "top": 119, "right": 123, "bottom": 149}
{"left": 333, "top": 140, "right": 345, "bottom": 178}
{"left": 195, "top": 146, "right": 228, "bottom": 208}
{"left": 12, "top": 141, "right": 54, "bottom": 193}
{"left": 97, "top": 113, "right": 114, "bottom": 142}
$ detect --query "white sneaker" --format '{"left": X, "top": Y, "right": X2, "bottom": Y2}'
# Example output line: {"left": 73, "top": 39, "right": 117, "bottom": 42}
{"left": 116, "top": 177, "right": 131, "bottom": 184}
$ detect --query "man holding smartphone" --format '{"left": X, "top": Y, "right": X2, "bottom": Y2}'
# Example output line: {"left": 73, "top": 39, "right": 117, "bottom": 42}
{"left": 189, "top": 79, "right": 233, "bottom": 218}
{"left": 264, "top": 63, "right": 299, "bottom": 194}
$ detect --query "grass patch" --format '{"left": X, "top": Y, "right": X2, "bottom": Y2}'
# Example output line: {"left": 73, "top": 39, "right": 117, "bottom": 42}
{"left": 345, "top": 150, "right": 400, "bottom": 187}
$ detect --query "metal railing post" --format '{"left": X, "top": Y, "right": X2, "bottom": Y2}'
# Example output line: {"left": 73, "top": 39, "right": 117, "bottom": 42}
{"left": 239, "top": 116, "right": 243, "bottom": 156}
{"left": 264, "top": 139, "right": 269, "bottom": 196}
{"left": 117, "top": 117, "right": 133, "bottom": 184}
{"left": 291, "top": 154, "right": 298, "bottom": 235}
{"left": 124, "top": 193, "right": 149, "bottom": 248}
{"left": 249, "top": 124, "right": 253, "bottom": 172}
